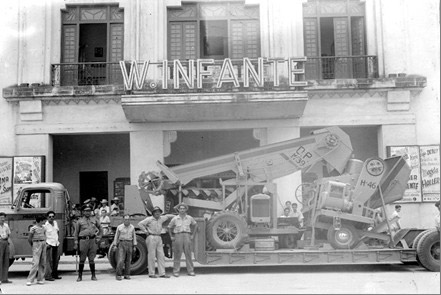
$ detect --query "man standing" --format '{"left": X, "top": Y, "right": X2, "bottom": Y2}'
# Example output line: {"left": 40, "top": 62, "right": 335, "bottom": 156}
{"left": 74, "top": 205, "right": 102, "bottom": 282}
{"left": 168, "top": 203, "right": 198, "bottom": 277}
{"left": 26, "top": 215, "right": 47, "bottom": 286}
{"left": 290, "top": 203, "right": 304, "bottom": 249}
{"left": 389, "top": 204, "right": 402, "bottom": 234}
{"left": 112, "top": 214, "right": 137, "bottom": 280}
{"left": 138, "top": 206, "right": 174, "bottom": 278}
{"left": 44, "top": 211, "right": 62, "bottom": 281}
{"left": 0, "top": 212, "right": 12, "bottom": 284}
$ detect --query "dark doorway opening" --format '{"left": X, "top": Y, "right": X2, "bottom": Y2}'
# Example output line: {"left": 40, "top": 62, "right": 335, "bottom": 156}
{"left": 79, "top": 171, "right": 108, "bottom": 204}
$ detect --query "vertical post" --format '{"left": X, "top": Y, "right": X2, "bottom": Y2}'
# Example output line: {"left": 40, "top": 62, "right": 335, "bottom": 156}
{"left": 378, "top": 186, "right": 394, "bottom": 247}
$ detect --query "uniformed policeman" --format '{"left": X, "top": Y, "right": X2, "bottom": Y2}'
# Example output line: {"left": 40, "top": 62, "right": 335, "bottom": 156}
{"left": 73, "top": 205, "right": 102, "bottom": 282}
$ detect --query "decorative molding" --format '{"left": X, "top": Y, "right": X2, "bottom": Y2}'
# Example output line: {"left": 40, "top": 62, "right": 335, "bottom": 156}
{"left": 163, "top": 131, "right": 178, "bottom": 157}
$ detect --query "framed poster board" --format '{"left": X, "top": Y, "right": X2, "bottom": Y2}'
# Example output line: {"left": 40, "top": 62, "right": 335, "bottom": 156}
{"left": 0, "top": 157, "right": 13, "bottom": 205}
{"left": 387, "top": 146, "right": 422, "bottom": 203}
{"left": 12, "top": 156, "right": 45, "bottom": 203}
{"left": 420, "top": 145, "right": 440, "bottom": 202}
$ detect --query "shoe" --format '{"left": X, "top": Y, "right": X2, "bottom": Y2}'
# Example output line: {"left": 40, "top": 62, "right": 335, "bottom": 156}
{"left": 53, "top": 276, "right": 62, "bottom": 280}
{"left": 188, "top": 272, "right": 196, "bottom": 276}
{"left": 159, "top": 275, "right": 170, "bottom": 278}
{"left": 172, "top": 273, "right": 179, "bottom": 277}
{"left": 76, "top": 276, "right": 82, "bottom": 282}
{"left": 124, "top": 276, "right": 131, "bottom": 280}
{"left": 37, "top": 281, "right": 44, "bottom": 285}
{"left": 1, "top": 280, "right": 12, "bottom": 283}
{"left": 149, "top": 275, "right": 158, "bottom": 278}
{"left": 45, "top": 277, "right": 55, "bottom": 281}
{"left": 116, "top": 276, "right": 122, "bottom": 281}
{"left": 26, "top": 282, "right": 32, "bottom": 286}
{"left": 91, "top": 275, "right": 97, "bottom": 281}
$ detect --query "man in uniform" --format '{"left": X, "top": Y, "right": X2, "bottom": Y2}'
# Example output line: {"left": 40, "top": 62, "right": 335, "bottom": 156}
{"left": 74, "top": 205, "right": 102, "bottom": 282}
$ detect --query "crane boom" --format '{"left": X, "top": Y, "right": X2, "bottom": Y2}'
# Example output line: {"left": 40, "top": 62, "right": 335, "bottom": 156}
{"left": 157, "top": 126, "right": 353, "bottom": 186}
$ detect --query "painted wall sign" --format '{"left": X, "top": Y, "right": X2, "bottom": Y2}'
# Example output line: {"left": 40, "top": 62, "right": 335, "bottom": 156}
{"left": 0, "top": 157, "right": 13, "bottom": 205}
{"left": 120, "top": 57, "right": 307, "bottom": 91}
{"left": 420, "top": 145, "right": 440, "bottom": 202}
{"left": 388, "top": 146, "right": 422, "bottom": 203}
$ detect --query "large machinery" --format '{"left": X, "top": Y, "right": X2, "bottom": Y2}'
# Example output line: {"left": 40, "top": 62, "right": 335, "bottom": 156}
{"left": 148, "top": 126, "right": 413, "bottom": 251}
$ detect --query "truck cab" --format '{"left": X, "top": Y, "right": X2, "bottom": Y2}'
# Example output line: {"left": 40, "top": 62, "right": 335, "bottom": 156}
{"left": 6, "top": 183, "right": 72, "bottom": 262}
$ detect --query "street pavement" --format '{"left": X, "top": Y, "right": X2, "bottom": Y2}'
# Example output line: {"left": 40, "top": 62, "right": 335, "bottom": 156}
{"left": 1, "top": 255, "right": 440, "bottom": 294}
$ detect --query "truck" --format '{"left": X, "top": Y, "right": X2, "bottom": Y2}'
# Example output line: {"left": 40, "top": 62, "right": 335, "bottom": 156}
{"left": 4, "top": 126, "right": 439, "bottom": 274}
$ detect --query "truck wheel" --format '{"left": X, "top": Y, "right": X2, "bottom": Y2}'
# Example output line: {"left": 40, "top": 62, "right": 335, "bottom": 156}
{"left": 412, "top": 229, "right": 435, "bottom": 249}
{"left": 108, "top": 235, "right": 148, "bottom": 275}
{"left": 206, "top": 211, "right": 247, "bottom": 249}
{"left": 327, "top": 224, "right": 360, "bottom": 249}
{"left": 416, "top": 230, "right": 440, "bottom": 272}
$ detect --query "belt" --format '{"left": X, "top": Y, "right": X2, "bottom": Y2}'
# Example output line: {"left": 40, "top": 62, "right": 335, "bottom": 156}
{"left": 175, "top": 232, "right": 191, "bottom": 234}
{"left": 78, "top": 235, "right": 96, "bottom": 240}
{"left": 148, "top": 234, "right": 161, "bottom": 236}
{"left": 119, "top": 240, "right": 133, "bottom": 242}
{"left": 33, "top": 240, "right": 45, "bottom": 242}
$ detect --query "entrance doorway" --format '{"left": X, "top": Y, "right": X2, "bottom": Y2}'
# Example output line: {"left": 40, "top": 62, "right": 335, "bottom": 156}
{"left": 79, "top": 171, "right": 108, "bottom": 204}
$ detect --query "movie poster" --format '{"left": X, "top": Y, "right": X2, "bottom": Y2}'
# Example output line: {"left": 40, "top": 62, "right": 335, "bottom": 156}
{"left": 0, "top": 157, "right": 13, "bottom": 205}
{"left": 12, "top": 156, "right": 45, "bottom": 203}
{"left": 388, "top": 146, "right": 422, "bottom": 203}
{"left": 420, "top": 145, "right": 440, "bottom": 202}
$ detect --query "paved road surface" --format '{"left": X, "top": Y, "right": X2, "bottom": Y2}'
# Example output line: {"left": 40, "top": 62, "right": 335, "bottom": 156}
{"left": 1, "top": 255, "right": 439, "bottom": 294}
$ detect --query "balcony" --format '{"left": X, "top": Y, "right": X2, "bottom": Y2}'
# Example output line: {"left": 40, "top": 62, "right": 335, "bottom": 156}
{"left": 305, "top": 55, "right": 378, "bottom": 80}
{"left": 51, "top": 62, "right": 123, "bottom": 86}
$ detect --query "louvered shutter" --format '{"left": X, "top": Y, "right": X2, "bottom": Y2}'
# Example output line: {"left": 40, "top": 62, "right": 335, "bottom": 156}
{"left": 351, "top": 17, "right": 366, "bottom": 78}
{"left": 303, "top": 18, "right": 319, "bottom": 80}
{"left": 61, "top": 25, "right": 78, "bottom": 85}
{"left": 333, "top": 17, "right": 351, "bottom": 78}
{"left": 168, "top": 22, "right": 197, "bottom": 60}
{"left": 231, "top": 20, "right": 260, "bottom": 59}
{"left": 110, "top": 23, "right": 124, "bottom": 83}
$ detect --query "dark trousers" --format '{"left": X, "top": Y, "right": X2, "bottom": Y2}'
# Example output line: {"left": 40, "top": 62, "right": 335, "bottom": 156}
{"left": 116, "top": 241, "right": 132, "bottom": 277}
{"left": 0, "top": 240, "right": 10, "bottom": 282}
{"left": 79, "top": 239, "right": 97, "bottom": 263}
{"left": 45, "top": 244, "right": 60, "bottom": 279}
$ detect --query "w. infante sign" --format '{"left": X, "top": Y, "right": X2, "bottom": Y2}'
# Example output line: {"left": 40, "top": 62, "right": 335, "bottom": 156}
{"left": 120, "top": 57, "right": 306, "bottom": 91}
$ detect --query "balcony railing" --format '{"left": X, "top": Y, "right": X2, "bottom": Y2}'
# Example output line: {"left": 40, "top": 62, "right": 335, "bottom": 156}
{"left": 51, "top": 56, "right": 378, "bottom": 87}
{"left": 51, "top": 62, "right": 123, "bottom": 86}
{"left": 305, "top": 55, "right": 378, "bottom": 80}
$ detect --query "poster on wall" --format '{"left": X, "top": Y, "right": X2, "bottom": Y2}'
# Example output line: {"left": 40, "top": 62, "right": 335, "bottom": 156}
{"left": 12, "top": 156, "right": 45, "bottom": 203}
{"left": 420, "top": 145, "right": 440, "bottom": 202}
{"left": 388, "top": 146, "right": 422, "bottom": 203}
{"left": 0, "top": 157, "right": 13, "bottom": 206}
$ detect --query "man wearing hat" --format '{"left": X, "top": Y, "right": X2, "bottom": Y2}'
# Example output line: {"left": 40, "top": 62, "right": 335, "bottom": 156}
{"left": 99, "top": 199, "right": 110, "bottom": 216}
{"left": 111, "top": 197, "right": 122, "bottom": 212}
{"left": 138, "top": 206, "right": 175, "bottom": 278}
{"left": 74, "top": 205, "right": 102, "bottom": 282}
{"left": 167, "top": 202, "right": 198, "bottom": 277}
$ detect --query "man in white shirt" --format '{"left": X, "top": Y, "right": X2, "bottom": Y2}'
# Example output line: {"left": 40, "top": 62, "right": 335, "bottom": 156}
{"left": 44, "top": 211, "right": 61, "bottom": 281}
{"left": 0, "top": 212, "right": 12, "bottom": 284}
{"left": 389, "top": 204, "right": 402, "bottom": 234}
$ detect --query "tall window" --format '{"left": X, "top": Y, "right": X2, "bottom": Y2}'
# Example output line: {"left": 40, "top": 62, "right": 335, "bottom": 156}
{"left": 303, "top": 0, "right": 366, "bottom": 79}
{"left": 60, "top": 5, "right": 124, "bottom": 85}
{"left": 167, "top": 2, "right": 260, "bottom": 60}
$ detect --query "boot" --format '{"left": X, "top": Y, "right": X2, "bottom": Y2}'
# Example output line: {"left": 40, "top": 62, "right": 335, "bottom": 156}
{"left": 90, "top": 263, "right": 97, "bottom": 281}
{"left": 77, "top": 263, "right": 84, "bottom": 282}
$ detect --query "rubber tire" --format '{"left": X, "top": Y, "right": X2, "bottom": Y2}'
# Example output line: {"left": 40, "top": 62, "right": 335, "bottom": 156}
{"left": 327, "top": 224, "right": 360, "bottom": 249}
{"left": 279, "top": 235, "right": 296, "bottom": 249}
{"left": 206, "top": 211, "right": 247, "bottom": 249}
{"left": 108, "top": 235, "right": 148, "bottom": 275}
{"left": 416, "top": 230, "right": 440, "bottom": 272}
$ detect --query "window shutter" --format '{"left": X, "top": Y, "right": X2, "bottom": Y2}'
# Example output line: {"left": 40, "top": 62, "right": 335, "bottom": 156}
{"left": 333, "top": 17, "right": 351, "bottom": 78}
{"left": 231, "top": 20, "right": 260, "bottom": 59}
{"left": 351, "top": 17, "right": 366, "bottom": 78}
{"left": 61, "top": 25, "right": 78, "bottom": 85}
{"left": 303, "top": 18, "right": 319, "bottom": 80}
{"left": 110, "top": 23, "right": 124, "bottom": 83}
{"left": 168, "top": 22, "right": 197, "bottom": 60}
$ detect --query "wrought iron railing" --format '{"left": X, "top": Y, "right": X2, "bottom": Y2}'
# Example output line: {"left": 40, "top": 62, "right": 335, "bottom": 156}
{"left": 51, "top": 62, "right": 123, "bottom": 86}
{"left": 305, "top": 55, "right": 378, "bottom": 80}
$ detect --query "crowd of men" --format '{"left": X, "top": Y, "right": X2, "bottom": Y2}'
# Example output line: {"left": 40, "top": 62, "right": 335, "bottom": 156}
{"left": 0, "top": 200, "right": 198, "bottom": 286}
